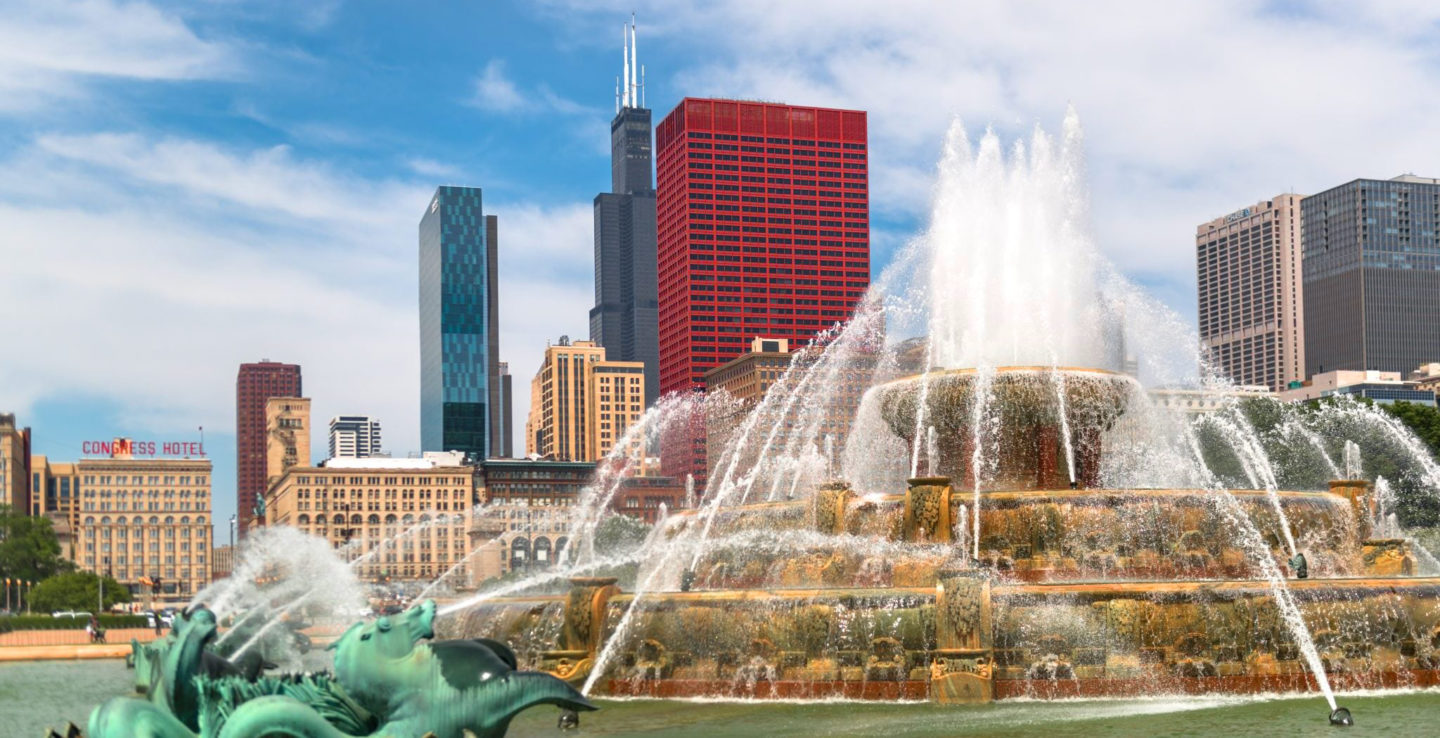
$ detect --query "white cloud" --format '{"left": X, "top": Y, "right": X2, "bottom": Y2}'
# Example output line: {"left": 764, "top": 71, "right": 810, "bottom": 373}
{"left": 490, "top": 201, "right": 597, "bottom": 449}
{"left": 472, "top": 59, "right": 527, "bottom": 112}
{"left": 406, "top": 157, "right": 464, "bottom": 180}
{"left": 0, "top": 0, "right": 234, "bottom": 112}
{"left": 35, "top": 132, "right": 429, "bottom": 241}
{"left": 469, "top": 58, "right": 594, "bottom": 116}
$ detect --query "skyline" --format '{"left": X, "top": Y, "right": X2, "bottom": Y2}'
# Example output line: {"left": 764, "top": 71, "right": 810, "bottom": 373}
{"left": 5, "top": 0, "right": 1440, "bottom": 535}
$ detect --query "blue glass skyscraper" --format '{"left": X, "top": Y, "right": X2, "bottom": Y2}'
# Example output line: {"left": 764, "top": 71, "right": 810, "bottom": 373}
{"left": 420, "top": 186, "right": 511, "bottom": 458}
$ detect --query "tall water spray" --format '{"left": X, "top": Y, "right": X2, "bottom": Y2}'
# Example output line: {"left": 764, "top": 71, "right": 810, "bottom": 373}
{"left": 925, "top": 111, "right": 1115, "bottom": 371}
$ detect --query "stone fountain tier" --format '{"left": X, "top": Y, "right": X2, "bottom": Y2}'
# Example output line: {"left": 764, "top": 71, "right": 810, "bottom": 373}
{"left": 663, "top": 484, "right": 1378, "bottom": 587}
{"left": 445, "top": 576, "right": 1440, "bottom": 703}
{"left": 869, "top": 366, "right": 1141, "bottom": 489}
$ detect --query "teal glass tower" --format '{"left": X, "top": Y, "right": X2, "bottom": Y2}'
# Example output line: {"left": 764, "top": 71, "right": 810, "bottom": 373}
{"left": 420, "top": 185, "right": 509, "bottom": 458}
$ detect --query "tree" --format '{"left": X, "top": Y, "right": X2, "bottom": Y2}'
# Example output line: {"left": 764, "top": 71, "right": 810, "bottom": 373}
{"left": 1382, "top": 401, "right": 1440, "bottom": 457}
{"left": 28, "top": 571, "right": 131, "bottom": 614}
{"left": 593, "top": 514, "right": 651, "bottom": 557}
{"left": 0, "top": 505, "right": 72, "bottom": 583}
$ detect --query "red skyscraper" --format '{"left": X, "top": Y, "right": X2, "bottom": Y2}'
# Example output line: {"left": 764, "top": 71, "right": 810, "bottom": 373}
{"left": 236, "top": 361, "right": 301, "bottom": 537}
{"left": 656, "top": 98, "right": 871, "bottom": 486}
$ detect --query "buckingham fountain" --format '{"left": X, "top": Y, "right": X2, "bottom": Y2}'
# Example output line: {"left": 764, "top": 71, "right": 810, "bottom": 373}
{"left": 441, "top": 113, "right": 1440, "bottom": 727}
{"left": 78, "top": 112, "right": 1440, "bottom": 733}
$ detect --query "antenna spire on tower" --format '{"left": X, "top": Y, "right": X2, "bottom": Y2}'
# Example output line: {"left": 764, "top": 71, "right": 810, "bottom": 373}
{"left": 622, "top": 22, "right": 631, "bottom": 109}
{"left": 617, "top": 14, "right": 643, "bottom": 110}
{"left": 630, "top": 13, "right": 638, "bottom": 108}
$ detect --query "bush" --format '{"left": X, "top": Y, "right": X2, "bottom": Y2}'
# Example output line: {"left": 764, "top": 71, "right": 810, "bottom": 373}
{"left": 27, "top": 571, "right": 132, "bottom": 614}
{"left": 0, "top": 613, "right": 148, "bottom": 634}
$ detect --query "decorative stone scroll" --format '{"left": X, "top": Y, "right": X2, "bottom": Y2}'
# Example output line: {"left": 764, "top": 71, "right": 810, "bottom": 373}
{"left": 1330, "top": 479, "right": 1374, "bottom": 540}
{"left": 904, "top": 477, "right": 953, "bottom": 543}
{"left": 813, "top": 480, "right": 854, "bottom": 535}
{"left": 560, "top": 576, "right": 621, "bottom": 655}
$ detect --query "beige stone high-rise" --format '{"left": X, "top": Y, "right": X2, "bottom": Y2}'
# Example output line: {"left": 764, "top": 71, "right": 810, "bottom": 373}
{"left": 264, "top": 397, "right": 311, "bottom": 499}
{"left": 526, "top": 338, "right": 645, "bottom": 461}
{"left": 1196, "top": 195, "right": 1306, "bottom": 391}
{"left": 0, "top": 413, "right": 30, "bottom": 513}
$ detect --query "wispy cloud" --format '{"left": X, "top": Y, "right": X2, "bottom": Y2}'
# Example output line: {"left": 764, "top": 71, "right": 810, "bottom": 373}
{"left": 35, "top": 132, "right": 429, "bottom": 238}
{"left": 469, "top": 58, "right": 593, "bottom": 116}
{"left": 405, "top": 157, "right": 464, "bottom": 180}
{"left": 0, "top": 0, "right": 235, "bottom": 112}
{"left": 491, "top": 201, "right": 596, "bottom": 404}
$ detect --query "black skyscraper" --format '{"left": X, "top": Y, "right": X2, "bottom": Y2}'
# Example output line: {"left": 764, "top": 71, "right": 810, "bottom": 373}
{"left": 590, "top": 18, "right": 659, "bottom": 405}
{"left": 1302, "top": 175, "right": 1440, "bottom": 376}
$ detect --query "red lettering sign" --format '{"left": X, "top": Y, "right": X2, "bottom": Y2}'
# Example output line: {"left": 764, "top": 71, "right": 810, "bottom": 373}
{"left": 81, "top": 439, "right": 206, "bottom": 458}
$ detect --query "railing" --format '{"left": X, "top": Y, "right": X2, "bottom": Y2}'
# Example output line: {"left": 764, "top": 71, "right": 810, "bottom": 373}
{"left": 0, "top": 627, "right": 163, "bottom": 648}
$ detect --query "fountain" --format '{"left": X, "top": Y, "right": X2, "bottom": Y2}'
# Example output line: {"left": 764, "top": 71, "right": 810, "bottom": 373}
{"left": 71, "top": 113, "right": 1440, "bottom": 735}
{"left": 441, "top": 112, "right": 1440, "bottom": 725}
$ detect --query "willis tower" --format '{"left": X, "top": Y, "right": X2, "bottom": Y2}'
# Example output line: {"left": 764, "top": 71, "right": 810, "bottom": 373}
{"left": 590, "top": 15, "right": 659, "bottom": 406}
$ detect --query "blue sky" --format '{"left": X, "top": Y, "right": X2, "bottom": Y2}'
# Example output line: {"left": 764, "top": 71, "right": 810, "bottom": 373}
{"left": 3, "top": 0, "right": 1439, "bottom": 536}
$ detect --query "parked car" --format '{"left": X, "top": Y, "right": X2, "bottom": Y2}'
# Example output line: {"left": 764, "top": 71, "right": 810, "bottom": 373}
{"left": 51, "top": 610, "right": 93, "bottom": 619}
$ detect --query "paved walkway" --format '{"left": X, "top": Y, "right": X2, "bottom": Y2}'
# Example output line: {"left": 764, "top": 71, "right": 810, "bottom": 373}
{"left": 0, "top": 628, "right": 162, "bottom": 648}
{"left": 0, "top": 643, "right": 134, "bottom": 661}
{"left": 0, "top": 626, "right": 341, "bottom": 662}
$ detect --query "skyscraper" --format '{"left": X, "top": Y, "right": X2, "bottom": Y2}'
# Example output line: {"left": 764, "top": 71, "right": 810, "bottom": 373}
{"left": 494, "top": 361, "right": 513, "bottom": 458}
{"left": 328, "top": 415, "right": 382, "bottom": 459}
{"left": 236, "top": 361, "right": 301, "bottom": 536}
{"left": 1302, "top": 175, "right": 1440, "bottom": 375}
{"left": 525, "top": 337, "right": 646, "bottom": 462}
{"left": 420, "top": 186, "right": 510, "bottom": 459}
{"left": 1195, "top": 195, "right": 1306, "bottom": 391}
{"left": 590, "top": 17, "right": 660, "bottom": 406}
{"left": 655, "top": 98, "right": 871, "bottom": 485}
{"left": 0, "top": 412, "right": 30, "bottom": 513}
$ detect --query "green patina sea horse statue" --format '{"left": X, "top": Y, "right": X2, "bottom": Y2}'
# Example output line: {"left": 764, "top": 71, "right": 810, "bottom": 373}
{"left": 87, "top": 600, "right": 595, "bottom": 738}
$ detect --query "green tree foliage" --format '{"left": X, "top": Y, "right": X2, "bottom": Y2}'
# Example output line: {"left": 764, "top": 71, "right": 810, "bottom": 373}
{"left": 593, "top": 514, "right": 651, "bottom": 557}
{"left": 0, "top": 505, "right": 73, "bottom": 583}
{"left": 28, "top": 571, "right": 131, "bottom": 614}
{"left": 1190, "top": 398, "right": 1440, "bottom": 528}
{"left": 1381, "top": 401, "right": 1440, "bottom": 459}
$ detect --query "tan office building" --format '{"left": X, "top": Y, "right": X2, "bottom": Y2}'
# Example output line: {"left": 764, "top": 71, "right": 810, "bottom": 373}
{"left": 1197, "top": 195, "right": 1306, "bottom": 391}
{"left": 73, "top": 443, "right": 213, "bottom": 601}
{"left": 265, "top": 398, "right": 312, "bottom": 490}
{"left": 1, "top": 413, "right": 31, "bottom": 513}
{"left": 526, "top": 337, "right": 645, "bottom": 462}
{"left": 703, "top": 337, "right": 873, "bottom": 479}
{"left": 266, "top": 453, "right": 474, "bottom": 583}
{"left": 29, "top": 455, "right": 80, "bottom": 560}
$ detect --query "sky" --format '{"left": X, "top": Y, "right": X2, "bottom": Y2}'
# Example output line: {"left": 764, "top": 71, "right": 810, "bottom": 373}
{"left": 2, "top": 0, "right": 1439, "bottom": 537}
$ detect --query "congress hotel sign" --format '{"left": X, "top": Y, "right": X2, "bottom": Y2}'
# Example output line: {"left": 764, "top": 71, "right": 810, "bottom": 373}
{"left": 81, "top": 438, "right": 205, "bottom": 458}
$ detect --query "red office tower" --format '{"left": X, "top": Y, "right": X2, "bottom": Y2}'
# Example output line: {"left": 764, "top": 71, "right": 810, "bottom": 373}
{"left": 236, "top": 361, "right": 301, "bottom": 537}
{"left": 656, "top": 98, "right": 871, "bottom": 488}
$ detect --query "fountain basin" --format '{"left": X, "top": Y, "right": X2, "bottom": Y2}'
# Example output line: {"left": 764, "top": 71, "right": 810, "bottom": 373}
{"left": 870, "top": 367, "right": 1140, "bottom": 489}
{"left": 667, "top": 486, "right": 1368, "bottom": 586}
{"left": 445, "top": 576, "right": 1440, "bottom": 703}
